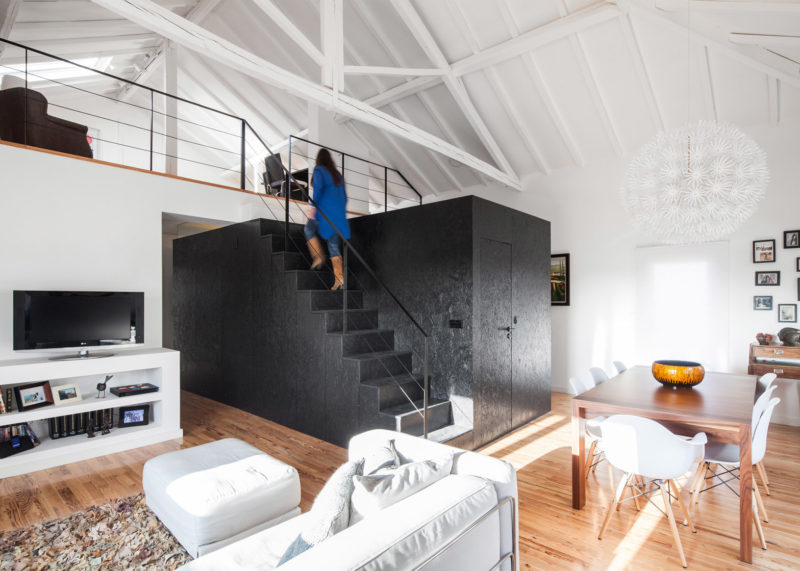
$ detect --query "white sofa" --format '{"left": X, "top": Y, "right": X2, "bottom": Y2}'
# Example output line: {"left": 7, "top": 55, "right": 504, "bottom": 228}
{"left": 181, "top": 429, "right": 519, "bottom": 571}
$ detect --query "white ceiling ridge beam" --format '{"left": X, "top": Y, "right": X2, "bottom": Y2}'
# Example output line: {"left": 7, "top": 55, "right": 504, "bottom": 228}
{"left": 620, "top": 12, "right": 665, "bottom": 131}
{"left": 90, "top": 0, "right": 521, "bottom": 190}
{"left": 343, "top": 65, "right": 444, "bottom": 77}
{"left": 119, "top": 0, "right": 221, "bottom": 101}
{"left": 451, "top": 2, "right": 619, "bottom": 77}
{"left": 390, "top": 0, "right": 519, "bottom": 186}
{"left": 252, "top": 0, "right": 324, "bottom": 66}
{"left": 631, "top": 4, "right": 800, "bottom": 90}
{"left": 655, "top": 0, "right": 800, "bottom": 15}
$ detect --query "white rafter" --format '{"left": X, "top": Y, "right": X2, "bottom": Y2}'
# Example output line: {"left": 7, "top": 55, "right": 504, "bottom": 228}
{"left": 251, "top": 0, "right": 324, "bottom": 66}
{"left": 390, "top": 0, "right": 518, "bottom": 185}
{"left": 343, "top": 65, "right": 444, "bottom": 77}
{"left": 621, "top": 12, "right": 665, "bottom": 130}
{"left": 729, "top": 33, "right": 800, "bottom": 51}
{"left": 768, "top": 77, "right": 780, "bottom": 126}
{"left": 118, "top": 0, "right": 221, "bottom": 101}
{"left": 655, "top": 0, "right": 800, "bottom": 16}
{"left": 90, "top": 0, "right": 521, "bottom": 189}
{"left": 700, "top": 45, "right": 718, "bottom": 122}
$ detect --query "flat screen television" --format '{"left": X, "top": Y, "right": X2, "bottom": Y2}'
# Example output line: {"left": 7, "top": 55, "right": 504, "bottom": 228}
{"left": 13, "top": 291, "right": 144, "bottom": 358}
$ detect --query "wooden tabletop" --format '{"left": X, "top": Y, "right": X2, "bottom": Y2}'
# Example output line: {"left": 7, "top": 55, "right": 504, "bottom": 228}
{"left": 573, "top": 365, "right": 758, "bottom": 426}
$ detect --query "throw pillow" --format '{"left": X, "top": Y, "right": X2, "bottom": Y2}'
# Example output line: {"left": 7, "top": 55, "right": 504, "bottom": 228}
{"left": 277, "top": 458, "right": 364, "bottom": 566}
{"left": 349, "top": 453, "right": 453, "bottom": 524}
{"left": 362, "top": 438, "right": 400, "bottom": 475}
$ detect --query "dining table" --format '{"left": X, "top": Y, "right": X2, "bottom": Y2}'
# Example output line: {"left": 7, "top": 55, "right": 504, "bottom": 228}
{"left": 571, "top": 365, "right": 762, "bottom": 563}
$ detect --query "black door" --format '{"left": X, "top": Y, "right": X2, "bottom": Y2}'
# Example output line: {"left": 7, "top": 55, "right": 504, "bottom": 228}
{"left": 475, "top": 238, "right": 513, "bottom": 446}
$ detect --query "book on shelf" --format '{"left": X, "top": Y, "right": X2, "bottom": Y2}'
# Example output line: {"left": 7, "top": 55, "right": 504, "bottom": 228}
{"left": 110, "top": 383, "right": 159, "bottom": 397}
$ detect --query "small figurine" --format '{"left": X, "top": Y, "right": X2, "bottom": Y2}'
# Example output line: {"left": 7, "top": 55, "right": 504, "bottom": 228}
{"left": 96, "top": 375, "right": 113, "bottom": 398}
{"left": 101, "top": 410, "right": 111, "bottom": 435}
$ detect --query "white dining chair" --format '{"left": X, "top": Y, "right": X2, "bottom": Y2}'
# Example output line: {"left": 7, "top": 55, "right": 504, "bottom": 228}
{"left": 589, "top": 367, "right": 610, "bottom": 384}
{"left": 569, "top": 376, "right": 606, "bottom": 478}
{"left": 598, "top": 415, "right": 706, "bottom": 568}
{"left": 753, "top": 374, "right": 777, "bottom": 496}
{"left": 690, "top": 397, "right": 780, "bottom": 549}
{"left": 613, "top": 361, "right": 627, "bottom": 374}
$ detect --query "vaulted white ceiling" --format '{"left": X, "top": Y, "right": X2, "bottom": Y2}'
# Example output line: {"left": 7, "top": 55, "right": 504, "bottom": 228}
{"left": 2, "top": 0, "right": 799, "bottom": 197}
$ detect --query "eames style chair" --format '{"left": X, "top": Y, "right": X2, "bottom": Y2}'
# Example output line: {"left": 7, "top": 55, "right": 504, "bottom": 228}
{"left": 598, "top": 415, "right": 706, "bottom": 568}
{"left": 753, "top": 374, "right": 777, "bottom": 495}
{"left": 613, "top": 361, "right": 627, "bottom": 374}
{"left": 568, "top": 376, "right": 605, "bottom": 478}
{"left": 589, "top": 367, "right": 610, "bottom": 384}
{"left": 690, "top": 397, "right": 780, "bottom": 548}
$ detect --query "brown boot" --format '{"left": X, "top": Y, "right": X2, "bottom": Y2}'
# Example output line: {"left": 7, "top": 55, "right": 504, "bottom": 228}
{"left": 307, "top": 237, "right": 327, "bottom": 270}
{"left": 331, "top": 256, "right": 344, "bottom": 290}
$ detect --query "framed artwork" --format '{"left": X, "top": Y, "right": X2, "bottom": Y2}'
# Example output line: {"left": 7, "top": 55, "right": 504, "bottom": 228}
{"left": 798, "top": 277, "right": 800, "bottom": 302}
{"left": 753, "top": 239, "right": 775, "bottom": 263}
{"left": 753, "top": 296, "right": 773, "bottom": 310}
{"left": 118, "top": 404, "right": 150, "bottom": 427}
{"left": 796, "top": 257, "right": 800, "bottom": 271}
{"left": 755, "top": 271, "right": 780, "bottom": 286}
{"left": 784, "top": 230, "right": 800, "bottom": 249}
{"left": 778, "top": 304, "right": 797, "bottom": 323}
{"left": 52, "top": 383, "right": 82, "bottom": 406}
{"left": 550, "top": 253, "right": 570, "bottom": 306}
{"left": 13, "top": 381, "right": 54, "bottom": 411}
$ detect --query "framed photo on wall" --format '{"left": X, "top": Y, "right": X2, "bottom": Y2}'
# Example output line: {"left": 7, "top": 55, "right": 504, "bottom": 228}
{"left": 778, "top": 304, "right": 797, "bottom": 323}
{"left": 755, "top": 271, "right": 780, "bottom": 286}
{"left": 753, "top": 296, "right": 773, "bottom": 310}
{"left": 550, "top": 254, "right": 570, "bottom": 306}
{"left": 796, "top": 257, "right": 800, "bottom": 271}
{"left": 784, "top": 230, "right": 800, "bottom": 249}
{"left": 753, "top": 239, "right": 775, "bottom": 263}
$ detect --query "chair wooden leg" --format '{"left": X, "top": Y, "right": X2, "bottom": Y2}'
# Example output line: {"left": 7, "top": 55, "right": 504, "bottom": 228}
{"left": 599, "top": 473, "right": 631, "bottom": 540}
{"left": 753, "top": 497, "right": 768, "bottom": 550}
{"left": 592, "top": 452, "right": 602, "bottom": 473}
{"left": 756, "top": 461, "right": 771, "bottom": 496}
{"left": 753, "top": 475, "right": 769, "bottom": 522}
{"left": 585, "top": 440, "right": 598, "bottom": 479}
{"left": 607, "top": 460, "right": 616, "bottom": 490}
{"left": 630, "top": 476, "right": 641, "bottom": 512}
{"left": 660, "top": 482, "right": 688, "bottom": 568}
{"left": 669, "top": 479, "right": 696, "bottom": 533}
{"left": 691, "top": 462, "right": 708, "bottom": 507}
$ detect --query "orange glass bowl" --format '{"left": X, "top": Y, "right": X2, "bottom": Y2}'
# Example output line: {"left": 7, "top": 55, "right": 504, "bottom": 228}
{"left": 651, "top": 360, "right": 705, "bottom": 388}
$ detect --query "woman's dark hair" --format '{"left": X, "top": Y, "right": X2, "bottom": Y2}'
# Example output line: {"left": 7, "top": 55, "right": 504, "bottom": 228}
{"left": 315, "top": 148, "right": 344, "bottom": 186}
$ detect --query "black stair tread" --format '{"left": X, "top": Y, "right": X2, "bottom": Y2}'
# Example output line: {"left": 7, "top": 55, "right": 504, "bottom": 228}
{"left": 427, "top": 424, "right": 472, "bottom": 444}
{"left": 343, "top": 350, "right": 411, "bottom": 362}
{"left": 382, "top": 398, "right": 449, "bottom": 417}
{"left": 361, "top": 374, "right": 423, "bottom": 388}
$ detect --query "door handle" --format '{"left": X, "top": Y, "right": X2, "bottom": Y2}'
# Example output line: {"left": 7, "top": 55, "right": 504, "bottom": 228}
{"left": 499, "top": 326, "right": 514, "bottom": 339}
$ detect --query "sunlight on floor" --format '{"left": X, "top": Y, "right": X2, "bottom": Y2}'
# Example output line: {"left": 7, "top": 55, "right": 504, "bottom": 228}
{"left": 480, "top": 412, "right": 567, "bottom": 468}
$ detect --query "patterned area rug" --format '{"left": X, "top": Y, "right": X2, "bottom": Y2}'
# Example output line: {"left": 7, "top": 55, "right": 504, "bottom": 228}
{"left": 0, "top": 494, "right": 192, "bottom": 570}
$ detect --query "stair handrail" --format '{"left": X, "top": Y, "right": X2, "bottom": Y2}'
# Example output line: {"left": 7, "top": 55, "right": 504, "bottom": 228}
{"left": 285, "top": 167, "right": 433, "bottom": 438}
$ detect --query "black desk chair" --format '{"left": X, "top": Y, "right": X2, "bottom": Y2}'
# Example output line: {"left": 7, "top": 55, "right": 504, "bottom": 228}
{"left": 263, "top": 153, "right": 309, "bottom": 201}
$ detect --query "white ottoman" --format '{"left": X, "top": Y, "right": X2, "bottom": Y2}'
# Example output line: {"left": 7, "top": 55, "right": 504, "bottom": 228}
{"left": 143, "top": 438, "right": 301, "bottom": 557}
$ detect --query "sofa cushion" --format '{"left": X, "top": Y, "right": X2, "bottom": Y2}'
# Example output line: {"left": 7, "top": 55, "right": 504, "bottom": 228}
{"left": 362, "top": 439, "right": 400, "bottom": 475}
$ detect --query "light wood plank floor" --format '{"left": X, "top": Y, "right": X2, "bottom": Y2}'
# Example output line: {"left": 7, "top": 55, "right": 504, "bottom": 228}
{"left": 1, "top": 391, "right": 798, "bottom": 569}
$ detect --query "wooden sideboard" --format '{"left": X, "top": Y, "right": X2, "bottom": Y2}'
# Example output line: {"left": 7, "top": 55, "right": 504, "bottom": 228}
{"left": 748, "top": 343, "right": 800, "bottom": 379}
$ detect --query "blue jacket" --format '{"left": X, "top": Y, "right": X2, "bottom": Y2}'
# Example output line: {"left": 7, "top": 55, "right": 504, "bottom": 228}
{"left": 312, "top": 165, "right": 350, "bottom": 240}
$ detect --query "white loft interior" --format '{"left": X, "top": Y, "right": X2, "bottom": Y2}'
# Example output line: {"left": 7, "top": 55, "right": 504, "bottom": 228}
{"left": 1, "top": 0, "right": 800, "bottom": 421}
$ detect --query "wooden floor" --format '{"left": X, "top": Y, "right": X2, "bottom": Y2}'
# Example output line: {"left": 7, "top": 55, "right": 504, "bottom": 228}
{"left": 1, "top": 391, "right": 798, "bottom": 569}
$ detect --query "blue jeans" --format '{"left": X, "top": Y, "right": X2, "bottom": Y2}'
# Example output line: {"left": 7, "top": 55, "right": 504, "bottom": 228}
{"left": 304, "top": 219, "right": 343, "bottom": 258}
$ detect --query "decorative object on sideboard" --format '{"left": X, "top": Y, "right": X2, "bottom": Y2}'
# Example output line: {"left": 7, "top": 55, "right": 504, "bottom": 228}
{"left": 778, "top": 327, "right": 800, "bottom": 346}
{"left": 52, "top": 383, "right": 82, "bottom": 406}
{"left": 754, "top": 296, "right": 773, "bottom": 311}
{"left": 755, "top": 333, "right": 774, "bottom": 345}
{"left": 651, "top": 360, "right": 705, "bottom": 388}
{"left": 753, "top": 239, "right": 775, "bottom": 263}
{"left": 755, "top": 271, "right": 780, "bottom": 286}
{"left": 13, "top": 380, "right": 54, "bottom": 412}
{"left": 96, "top": 375, "right": 113, "bottom": 399}
{"left": 118, "top": 404, "right": 150, "bottom": 428}
{"left": 784, "top": 230, "right": 800, "bottom": 249}
{"left": 550, "top": 253, "right": 570, "bottom": 306}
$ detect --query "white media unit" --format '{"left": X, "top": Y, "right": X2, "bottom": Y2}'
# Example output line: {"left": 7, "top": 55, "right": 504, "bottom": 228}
{"left": 0, "top": 348, "right": 182, "bottom": 478}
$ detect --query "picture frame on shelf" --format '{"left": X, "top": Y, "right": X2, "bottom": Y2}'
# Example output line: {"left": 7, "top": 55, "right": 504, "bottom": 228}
{"left": 118, "top": 404, "right": 150, "bottom": 428}
{"left": 551, "top": 253, "right": 570, "bottom": 306}
{"left": 755, "top": 271, "right": 780, "bottom": 286}
{"left": 13, "top": 381, "right": 54, "bottom": 412}
{"left": 784, "top": 230, "right": 800, "bottom": 249}
{"left": 753, "top": 239, "right": 775, "bottom": 263}
{"left": 778, "top": 304, "right": 797, "bottom": 323}
{"left": 754, "top": 296, "right": 773, "bottom": 310}
{"left": 52, "top": 383, "right": 82, "bottom": 406}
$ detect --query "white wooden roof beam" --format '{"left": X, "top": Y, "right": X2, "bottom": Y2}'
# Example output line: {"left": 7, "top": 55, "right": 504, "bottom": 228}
{"left": 656, "top": 0, "right": 800, "bottom": 16}
{"left": 343, "top": 65, "right": 444, "bottom": 77}
{"left": 700, "top": 45, "right": 718, "bottom": 122}
{"left": 320, "top": 0, "right": 343, "bottom": 94}
{"left": 621, "top": 12, "right": 666, "bottom": 130}
{"left": 390, "top": 0, "right": 519, "bottom": 186}
{"left": 252, "top": 0, "right": 324, "bottom": 66}
{"left": 0, "top": 0, "right": 23, "bottom": 55}
{"left": 768, "top": 77, "right": 780, "bottom": 126}
{"left": 362, "top": 76, "right": 440, "bottom": 109}
{"left": 90, "top": 0, "right": 521, "bottom": 190}
{"left": 729, "top": 33, "right": 800, "bottom": 51}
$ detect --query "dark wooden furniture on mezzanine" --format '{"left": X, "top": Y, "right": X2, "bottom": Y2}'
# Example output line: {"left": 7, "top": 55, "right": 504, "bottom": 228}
{"left": 572, "top": 366, "right": 761, "bottom": 563}
{"left": 748, "top": 343, "right": 800, "bottom": 379}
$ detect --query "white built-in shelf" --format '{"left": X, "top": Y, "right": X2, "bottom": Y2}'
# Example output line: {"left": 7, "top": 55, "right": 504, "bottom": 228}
{"left": 0, "top": 391, "right": 163, "bottom": 426}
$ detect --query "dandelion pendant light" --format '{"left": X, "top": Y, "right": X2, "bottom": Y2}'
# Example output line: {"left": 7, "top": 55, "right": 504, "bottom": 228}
{"left": 620, "top": 3, "right": 769, "bottom": 244}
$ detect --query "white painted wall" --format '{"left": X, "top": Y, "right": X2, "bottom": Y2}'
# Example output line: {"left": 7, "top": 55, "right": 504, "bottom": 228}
{"left": 433, "top": 118, "right": 800, "bottom": 424}
{"left": 0, "top": 142, "right": 269, "bottom": 361}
